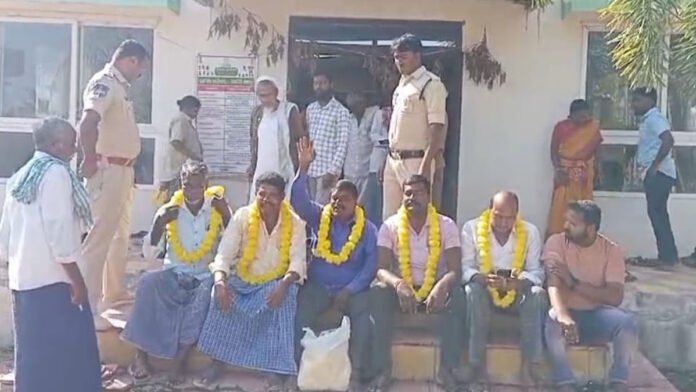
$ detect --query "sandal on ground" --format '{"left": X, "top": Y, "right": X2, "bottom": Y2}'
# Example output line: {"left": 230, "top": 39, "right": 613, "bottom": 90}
{"left": 626, "top": 257, "right": 660, "bottom": 268}
{"left": 625, "top": 270, "right": 638, "bottom": 282}
{"left": 127, "top": 362, "right": 150, "bottom": 382}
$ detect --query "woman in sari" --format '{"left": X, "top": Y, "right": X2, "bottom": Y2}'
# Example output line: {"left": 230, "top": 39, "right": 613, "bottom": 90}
{"left": 546, "top": 99, "right": 603, "bottom": 238}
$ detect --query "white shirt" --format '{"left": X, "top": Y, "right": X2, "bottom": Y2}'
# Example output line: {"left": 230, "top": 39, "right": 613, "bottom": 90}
{"left": 344, "top": 105, "right": 379, "bottom": 179}
{"left": 460, "top": 218, "right": 544, "bottom": 286}
{"left": 0, "top": 153, "right": 84, "bottom": 291}
{"left": 369, "top": 108, "right": 389, "bottom": 173}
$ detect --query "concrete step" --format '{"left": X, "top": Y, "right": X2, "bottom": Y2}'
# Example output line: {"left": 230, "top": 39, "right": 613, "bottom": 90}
{"left": 98, "top": 328, "right": 609, "bottom": 386}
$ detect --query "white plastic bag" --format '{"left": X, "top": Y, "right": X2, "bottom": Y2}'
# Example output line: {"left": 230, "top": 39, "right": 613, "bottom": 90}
{"left": 297, "top": 316, "right": 351, "bottom": 391}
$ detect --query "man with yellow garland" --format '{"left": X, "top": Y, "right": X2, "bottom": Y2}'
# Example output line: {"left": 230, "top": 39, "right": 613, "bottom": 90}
{"left": 291, "top": 137, "right": 378, "bottom": 391}
{"left": 194, "top": 171, "right": 307, "bottom": 391}
{"left": 369, "top": 174, "right": 465, "bottom": 392}
{"left": 460, "top": 191, "right": 547, "bottom": 386}
{"left": 122, "top": 160, "right": 231, "bottom": 385}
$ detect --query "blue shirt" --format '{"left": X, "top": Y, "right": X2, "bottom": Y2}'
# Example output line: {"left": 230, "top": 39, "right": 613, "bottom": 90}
{"left": 161, "top": 197, "right": 219, "bottom": 280}
{"left": 637, "top": 107, "right": 676, "bottom": 179}
{"left": 290, "top": 172, "right": 378, "bottom": 294}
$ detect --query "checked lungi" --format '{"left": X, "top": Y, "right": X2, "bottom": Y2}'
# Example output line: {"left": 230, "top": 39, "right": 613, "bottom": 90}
{"left": 121, "top": 269, "right": 213, "bottom": 359}
{"left": 197, "top": 276, "right": 299, "bottom": 375}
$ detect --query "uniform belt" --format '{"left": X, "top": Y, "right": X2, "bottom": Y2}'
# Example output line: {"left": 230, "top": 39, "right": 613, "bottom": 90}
{"left": 98, "top": 155, "right": 136, "bottom": 167}
{"left": 389, "top": 149, "right": 425, "bottom": 160}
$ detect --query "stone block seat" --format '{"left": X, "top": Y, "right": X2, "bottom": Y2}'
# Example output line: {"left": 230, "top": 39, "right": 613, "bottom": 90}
{"left": 97, "top": 307, "right": 609, "bottom": 388}
{"left": 390, "top": 311, "right": 609, "bottom": 385}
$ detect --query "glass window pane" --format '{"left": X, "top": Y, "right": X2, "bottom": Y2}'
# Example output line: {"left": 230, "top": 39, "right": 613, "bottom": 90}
{"left": 674, "top": 146, "right": 696, "bottom": 193}
{"left": 80, "top": 26, "right": 153, "bottom": 124}
{"left": 667, "top": 35, "right": 696, "bottom": 132}
{"left": 0, "top": 132, "right": 35, "bottom": 177}
{"left": 594, "top": 145, "right": 643, "bottom": 192}
{"left": 0, "top": 22, "right": 72, "bottom": 119}
{"left": 585, "top": 32, "right": 636, "bottom": 130}
{"left": 134, "top": 137, "right": 155, "bottom": 185}
{"left": 596, "top": 145, "right": 696, "bottom": 193}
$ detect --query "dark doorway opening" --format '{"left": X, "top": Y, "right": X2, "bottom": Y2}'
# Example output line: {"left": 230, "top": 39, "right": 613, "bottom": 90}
{"left": 287, "top": 16, "right": 463, "bottom": 218}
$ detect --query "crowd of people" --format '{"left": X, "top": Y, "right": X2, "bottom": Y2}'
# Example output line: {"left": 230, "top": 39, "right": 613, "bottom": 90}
{"left": 0, "top": 31, "right": 680, "bottom": 392}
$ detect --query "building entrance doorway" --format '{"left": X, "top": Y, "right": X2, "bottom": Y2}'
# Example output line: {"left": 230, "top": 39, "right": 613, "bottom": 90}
{"left": 287, "top": 16, "right": 463, "bottom": 218}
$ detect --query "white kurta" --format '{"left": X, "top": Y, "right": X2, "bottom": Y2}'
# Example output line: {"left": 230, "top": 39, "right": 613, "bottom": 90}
{"left": 250, "top": 101, "right": 297, "bottom": 203}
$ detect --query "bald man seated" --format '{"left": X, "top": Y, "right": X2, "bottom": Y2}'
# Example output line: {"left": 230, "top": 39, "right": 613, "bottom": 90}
{"left": 459, "top": 192, "right": 548, "bottom": 385}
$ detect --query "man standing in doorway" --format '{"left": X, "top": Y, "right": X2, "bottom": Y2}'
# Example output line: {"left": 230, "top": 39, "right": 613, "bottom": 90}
{"left": 79, "top": 39, "right": 150, "bottom": 330}
{"left": 631, "top": 87, "right": 679, "bottom": 269}
{"left": 344, "top": 92, "right": 380, "bottom": 202}
{"left": 383, "top": 33, "right": 448, "bottom": 217}
{"left": 305, "top": 71, "right": 350, "bottom": 204}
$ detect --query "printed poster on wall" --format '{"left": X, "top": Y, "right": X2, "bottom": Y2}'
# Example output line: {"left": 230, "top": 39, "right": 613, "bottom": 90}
{"left": 196, "top": 55, "right": 256, "bottom": 175}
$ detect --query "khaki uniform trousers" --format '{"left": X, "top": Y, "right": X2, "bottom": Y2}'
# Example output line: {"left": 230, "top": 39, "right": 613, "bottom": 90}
{"left": 382, "top": 155, "right": 435, "bottom": 218}
{"left": 82, "top": 165, "right": 134, "bottom": 316}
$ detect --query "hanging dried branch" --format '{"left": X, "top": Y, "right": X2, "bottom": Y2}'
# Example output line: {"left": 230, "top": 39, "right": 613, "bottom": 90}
{"left": 206, "top": 0, "right": 286, "bottom": 66}
{"left": 507, "top": 0, "right": 554, "bottom": 11}
{"left": 464, "top": 29, "right": 506, "bottom": 90}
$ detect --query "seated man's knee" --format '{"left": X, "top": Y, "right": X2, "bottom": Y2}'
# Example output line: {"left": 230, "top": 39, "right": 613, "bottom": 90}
{"left": 369, "top": 282, "right": 392, "bottom": 302}
{"left": 617, "top": 310, "right": 639, "bottom": 335}
{"left": 464, "top": 281, "right": 486, "bottom": 298}
{"left": 528, "top": 286, "right": 549, "bottom": 307}
{"left": 135, "top": 270, "right": 165, "bottom": 294}
{"left": 446, "top": 285, "right": 466, "bottom": 312}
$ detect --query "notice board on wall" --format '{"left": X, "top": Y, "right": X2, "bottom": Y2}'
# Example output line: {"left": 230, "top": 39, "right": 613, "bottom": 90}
{"left": 196, "top": 55, "right": 257, "bottom": 176}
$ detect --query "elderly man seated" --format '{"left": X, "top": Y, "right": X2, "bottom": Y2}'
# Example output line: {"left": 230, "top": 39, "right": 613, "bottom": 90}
{"left": 122, "top": 160, "right": 231, "bottom": 385}
{"left": 544, "top": 201, "right": 637, "bottom": 392}
{"left": 194, "top": 171, "right": 307, "bottom": 391}
{"left": 369, "top": 174, "right": 465, "bottom": 392}
{"left": 460, "top": 191, "right": 547, "bottom": 385}
{"left": 291, "top": 138, "right": 378, "bottom": 391}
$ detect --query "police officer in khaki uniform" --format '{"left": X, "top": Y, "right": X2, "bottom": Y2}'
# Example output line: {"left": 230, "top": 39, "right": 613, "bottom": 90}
{"left": 79, "top": 40, "right": 149, "bottom": 330}
{"left": 382, "top": 34, "right": 448, "bottom": 218}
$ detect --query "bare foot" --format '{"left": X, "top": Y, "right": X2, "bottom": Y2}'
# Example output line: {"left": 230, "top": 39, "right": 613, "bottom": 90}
{"left": 367, "top": 371, "right": 392, "bottom": 392}
{"left": 166, "top": 369, "right": 186, "bottom": 387}
{"left": 284, "top": 375, "right": 298, "bottom": 392}
{"left": 129, "top": 351, "right": 151, "bottom": 381}
{"left": 193, "top": 360, "right": 224, "bottom": 388}
{"left": 436, "top": 367, "right": 463, "bottom": 392}
{"left": 263, "top": 372, "right": 285, "bottom": 392}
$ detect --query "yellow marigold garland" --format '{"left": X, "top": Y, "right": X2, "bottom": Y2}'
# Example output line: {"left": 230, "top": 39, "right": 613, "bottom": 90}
{"left": 397, "top": 204, "right": 441, "bottom": 301}
{"left": 236, "top": 201, "right": 293, "bottom": 285}
{"left": 166, "top": 186, "right": 225, "bottom": 264}
{"left": 313, "top": 205, "right": 366, "bottom": 264}
{"left": 476, "top": 208, "right": 527, "bottom": 308}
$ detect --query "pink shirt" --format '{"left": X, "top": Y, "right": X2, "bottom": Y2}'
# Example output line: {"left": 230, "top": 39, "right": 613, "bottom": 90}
{"left": 542, "top": 233, "right": 625, "bottom": 310}
{"left": 378, "top": 213, "right": 460, "bottom": 285}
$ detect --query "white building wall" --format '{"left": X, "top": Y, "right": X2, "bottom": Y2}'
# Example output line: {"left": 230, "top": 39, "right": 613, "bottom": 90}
{"left": 0, "top": 0, "right": 692, "bottom": 258}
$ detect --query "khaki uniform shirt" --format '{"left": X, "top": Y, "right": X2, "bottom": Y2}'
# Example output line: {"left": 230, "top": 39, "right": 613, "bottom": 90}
{"left": 389, "top": 66, "right": 448, "bottom": 152}
{"left": 162, "top": 112, "right": 202, "bottom": 181}
{"left": 82, "top": 64, "right": 141, "bottom": 160}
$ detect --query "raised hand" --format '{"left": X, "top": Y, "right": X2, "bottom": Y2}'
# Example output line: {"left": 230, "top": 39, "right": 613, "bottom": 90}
{"left": 296, "top": 137, "right": 314, "bottom": 173}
